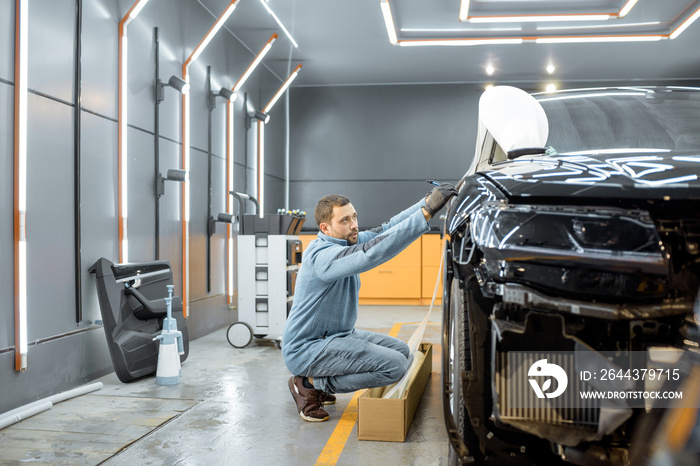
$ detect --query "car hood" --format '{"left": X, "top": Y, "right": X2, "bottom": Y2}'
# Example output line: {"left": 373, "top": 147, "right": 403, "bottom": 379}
{"left": 481, "top": 151, "right": 700, "bottom": 201}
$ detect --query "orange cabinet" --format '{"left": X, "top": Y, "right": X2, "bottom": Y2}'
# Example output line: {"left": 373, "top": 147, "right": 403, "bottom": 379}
{"left": 297, "top": 233, "right": 443, "bottom": 305}
{"left": 421, "top": 235, "right": 444, "bottom": 305}
{"left": 359, "top": 241, "right": 421, "bottom": 301}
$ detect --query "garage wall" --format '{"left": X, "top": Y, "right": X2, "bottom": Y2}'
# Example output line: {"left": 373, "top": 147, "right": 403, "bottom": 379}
{"left": 289, "top": 84, "right": 482, "bottom": 231}
{"left": 0, "top": 0, "right": 288, "bottom": 413}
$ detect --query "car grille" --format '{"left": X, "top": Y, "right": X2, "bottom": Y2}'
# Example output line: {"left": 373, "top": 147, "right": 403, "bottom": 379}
{"left": 495, "top": 351, "right": 599, "bottom": 428}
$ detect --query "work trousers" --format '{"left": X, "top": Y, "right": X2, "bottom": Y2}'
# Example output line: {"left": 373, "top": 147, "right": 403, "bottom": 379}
{"left": 299, "top": 328, "right": 410, "bottom": 394}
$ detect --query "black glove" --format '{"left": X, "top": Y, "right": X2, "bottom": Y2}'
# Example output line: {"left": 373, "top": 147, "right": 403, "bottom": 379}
{"left": 424, "top": 182, "right": 457, "bottom": 217}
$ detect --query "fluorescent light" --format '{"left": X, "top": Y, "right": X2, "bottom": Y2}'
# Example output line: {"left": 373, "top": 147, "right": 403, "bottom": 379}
{"left": 401, "top": 27, "right": 522, "bottom": 33}
{"left": 233, "top": 33, "right": 278, "bottom": 92}
{"left": 15, "top": 0, "right": 28, "bottom": 371}
{"left": 182, "top": 0, "right": 242, "bottom": 318}
{"left": 537, "top": 91, "right": 646, "bottom": 102}
{"left": 227, "top": 103, "right": 234, "bottom": 303}
{"left": 670, "top": 6, "right": 700, "bottom": 40}
{"left": 485, "top": 64, "right": 494, "bottom": 75}
{"left": 380, "top": 0, "right": 398, "bottom": 45}
{"left": 470, "top": 14, "right": 611, "bottom": 23}
{"left": 119, "top": 34, "right": 129, "bottom": 263}
{"left": 399, "top": 38, "right": 523, "bottom": 46}
{"left": 189, "top": 0, "right": 239, "bottom": 64}
{"left": 537, "top": 21, "right": 660, "bottom": 31}
{"left": 459, "top": 0, "right": 471, "bottom": 22}
{"left": 264, "top": 64, "right": 302, "bottom": 113}
{"left": 118, "top": 0, "right": 150, "bottom": 264}
{"left": 618, "top": 0, "right": 639, "bottom": 18}
{"left": 259, "top": 0, "right": 298, "bottom": 48}
{"left": 127, "top": 0, "right": 149, "bottom": 22}
{"left": 258, "top": 122, "right": 265, "bottom": 218}
{"left": 536, "top": 35, "right": 663, "bottom": 44}
{"left": 546, "top": 64, "right": 555, "bottom": 74}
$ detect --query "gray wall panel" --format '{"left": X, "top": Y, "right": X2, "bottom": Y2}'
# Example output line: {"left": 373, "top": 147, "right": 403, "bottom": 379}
{"left": 80, "top": 112, "right": 118, "bottom": 325}
{"left": 289, "top": 84, "right": 479, "bottom": 229}
{"left": 81, "top": 0, "right": 120, "bottom": 118}
{"left": 158, "top": 137, "right": 183, "bottom": 290}
{"left": 0, "top": 2, "right": 13, "bottom": 83}
{"left": 28, "top": 0, "right": 75, "bottom": 104}
{"left": 0, "top": 84, "right": 13, "bottom": 349}
{"left": 26, "top": 94, "right": 76, "bottom": 339}
{"left": 290, "top": 85, "right": 477, "bottom": 181}
{"left": 189, "top": 146, "right": 208, "bottom": 300}
{"left": 290, "top": 180, "right": 438, "bottom": 232}
{"left": 126, "top": 127, "right": 156, "bottom": 263}
{"left": 0, "top": 327, "right": 111, "bottom": 414}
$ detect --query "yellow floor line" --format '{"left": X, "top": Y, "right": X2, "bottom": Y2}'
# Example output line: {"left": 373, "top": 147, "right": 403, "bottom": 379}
{"left": 314, "top": 389, "right": 363, "bottom": 465}
{"left": 314, "top": 321, "right": 439, "bottom": 465}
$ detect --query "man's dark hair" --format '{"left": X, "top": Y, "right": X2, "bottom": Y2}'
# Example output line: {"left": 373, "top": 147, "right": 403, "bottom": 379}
{"left": 314, "top": 194, "right": 351, "bottom": 228}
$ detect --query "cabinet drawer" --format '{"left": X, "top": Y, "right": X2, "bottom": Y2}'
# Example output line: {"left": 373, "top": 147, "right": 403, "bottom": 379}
{"left": 360, "top": 266, "right": 421, "bottom": 299}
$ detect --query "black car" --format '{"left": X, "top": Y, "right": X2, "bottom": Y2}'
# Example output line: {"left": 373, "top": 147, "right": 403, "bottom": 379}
{"left": 442, "top": 86, "right": 700, "bottom": 465}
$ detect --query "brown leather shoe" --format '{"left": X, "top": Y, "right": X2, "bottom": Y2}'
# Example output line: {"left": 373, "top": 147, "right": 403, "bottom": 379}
{"left": 288, "top": 376, "right": 329, "bottom": 422}
{"left": 319, "top": 391, "right": 336, "bottom": 405}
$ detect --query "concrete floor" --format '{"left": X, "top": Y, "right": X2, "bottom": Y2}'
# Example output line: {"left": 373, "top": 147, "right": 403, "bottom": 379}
{"left": 0, "top": 305, "right": 450, "bottom": 465}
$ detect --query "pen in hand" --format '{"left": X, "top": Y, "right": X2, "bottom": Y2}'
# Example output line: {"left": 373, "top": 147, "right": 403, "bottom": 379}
{"left": 426, "top": 180, "right": 439, "bottom": 186}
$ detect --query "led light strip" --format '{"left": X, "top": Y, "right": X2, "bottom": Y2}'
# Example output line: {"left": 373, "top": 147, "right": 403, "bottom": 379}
{"left": 14, "top": 0, "right": 28, "bottom": 371}
{"left": 181, "top": 0, "right": 241, "bottom": 318}
{"left": 233, "top": 33, "right": 278, "bottom": 92}
{"left": 263, "top": 64, "right": 302, "bottom": 114}
{"left": 461, "top": 0, "right": 638, "bottom": 22}
{"left": 670, "top": 5, "right": 700, "bottom": 39}
{"left": 255, "top": 64, "right": 302, "bottom": 218}
{"left": 118, "top": 0, "right": 150, "bottom": 264}
{"left": 385, "top": 0, "right": 697, "bottom": 45}
{"left": 226, "top": 101, "right": 234, "bottom": 304}
{"left": 260, "top": 0, "right": 298, "bottom": 47}
{"left": 469, "top": 14, "right": 613, "bottom": 24}
{"left": 226, "top": 34, "right": 279, "bottom": 300}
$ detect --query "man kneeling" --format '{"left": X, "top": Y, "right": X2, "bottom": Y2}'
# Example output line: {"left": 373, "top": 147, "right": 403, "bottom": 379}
{"left": 282, "top": 184, "right": 455, "bottom": 421}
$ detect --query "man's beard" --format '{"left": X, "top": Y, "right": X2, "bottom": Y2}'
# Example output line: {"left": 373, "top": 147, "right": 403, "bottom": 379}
{"left": 346, "top": 231, "right": 358, "bottom": 245}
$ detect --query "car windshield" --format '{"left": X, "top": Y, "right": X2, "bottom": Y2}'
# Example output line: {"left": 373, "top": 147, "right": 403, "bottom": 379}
{"left": 535, "top": 87, "right": 700, "bottom": 155}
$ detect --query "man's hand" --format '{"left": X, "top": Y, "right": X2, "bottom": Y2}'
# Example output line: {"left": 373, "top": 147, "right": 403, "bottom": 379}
{"left": 424, "top": 182, "right": 457, "bottom": 218}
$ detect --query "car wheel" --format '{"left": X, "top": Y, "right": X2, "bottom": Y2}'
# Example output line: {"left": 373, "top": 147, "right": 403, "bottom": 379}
{"left": 448, "top": 277, "right": 485, "bottom": 465}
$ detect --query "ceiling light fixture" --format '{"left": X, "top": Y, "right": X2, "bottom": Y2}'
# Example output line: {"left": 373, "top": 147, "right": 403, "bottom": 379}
{"left": 398, "top": 38, "right": 523, "bottom": 47}
{"left": 618, "top": 0, "right": 639, "bottom": 18}
{"left": 546, "top": 64, "right": 555, "bottom": 74}
{"left": 401, "top": 27, "right": 523, "bottom": 33}
{"left": 470, "top": 14, "right": 611, "bottom": 23}
{"left": 459, "top": 0, "right": 471, "bottom": 22}
{"left": 537, "top": 21, "right": 660, "bottom": 31}
{"left": 233, "top": 33, "right": 278, "bottom": 92}
{"left": 485, "top": 64, "right": 495, "bottom": 76}
{"left": 536, "top": 35, "right": 664, "bottom": 44}
{"left": 670, "top": 5, "right": 700, "bottom": 40}
{"left": 259, "top": 0, "right": 298, "bottom": 48}
{"left": 380, "top": 0, "right": 398, "bottom": 45}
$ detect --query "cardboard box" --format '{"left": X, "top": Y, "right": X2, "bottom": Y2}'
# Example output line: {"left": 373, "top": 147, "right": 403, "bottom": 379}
{"left": 357, "top": 343, "right": 433, "bottom": 442}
